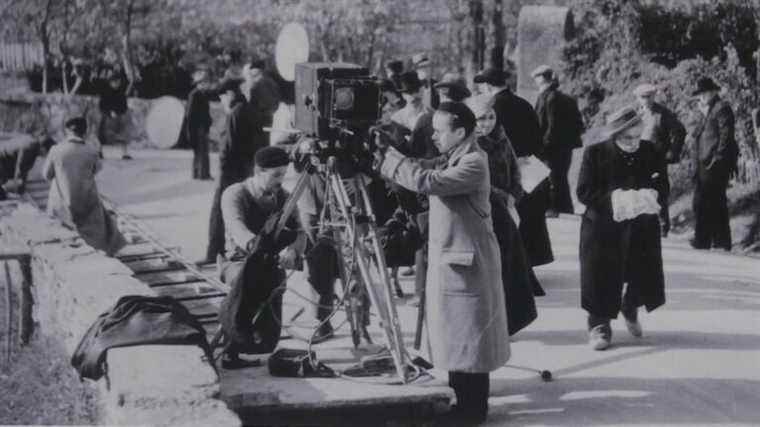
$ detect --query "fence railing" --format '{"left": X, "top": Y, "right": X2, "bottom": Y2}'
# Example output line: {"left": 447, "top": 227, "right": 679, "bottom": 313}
{"left": 0, "top": 43, "right": 43, "bottom": 72}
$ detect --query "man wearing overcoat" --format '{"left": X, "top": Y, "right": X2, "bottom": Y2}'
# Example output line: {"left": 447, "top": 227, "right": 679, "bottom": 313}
{"left": 375, "top": 102, "right": 509, "bottom": 423}
{"left": 634, "top": 83, "right": 686, "bottom": 237}
{"left": 690, "top": 77, "right": 738, "bottom": 251}
{"left": 577, "top": 106, "right": 667, "bottom": 350}
{"left": 532, "top": 65, "right": 585, "bottom": 216}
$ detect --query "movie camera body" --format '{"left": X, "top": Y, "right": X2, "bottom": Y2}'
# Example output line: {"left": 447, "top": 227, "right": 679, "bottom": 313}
{"left": 294, "top": 62, "right": 382, "bottom": 139}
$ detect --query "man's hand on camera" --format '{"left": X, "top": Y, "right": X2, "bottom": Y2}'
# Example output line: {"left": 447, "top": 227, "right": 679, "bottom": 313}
{"left": 279, "top": 246, "right": 299, "bottom": 270}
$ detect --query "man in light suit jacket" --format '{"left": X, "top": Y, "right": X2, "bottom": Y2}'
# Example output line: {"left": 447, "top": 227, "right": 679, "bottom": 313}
{"left": 375, "top": 102, "right": 509, "bottom": 423}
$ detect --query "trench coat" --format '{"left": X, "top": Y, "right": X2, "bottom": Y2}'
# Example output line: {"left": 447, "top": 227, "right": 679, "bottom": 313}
{"left": 43, "top": 136, "right": 125, "bottom": 255}
{"left": 576, "top": 140, "right": 667, "bottom": 319}
{"left": 379, "top": 138, "right": 510, "bottom": 373}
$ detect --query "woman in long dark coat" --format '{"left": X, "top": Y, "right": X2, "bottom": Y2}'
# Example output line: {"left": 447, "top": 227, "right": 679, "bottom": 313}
{"left": 577, "top": 106, "right": 667, "bottom": 350}
{"left": 468, "top": 95, "right": 538, "bottom": 335}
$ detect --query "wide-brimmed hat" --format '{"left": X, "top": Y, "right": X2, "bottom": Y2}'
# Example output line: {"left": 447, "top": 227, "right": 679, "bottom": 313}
{"left": 692, "top": 77, "right": 721, "bottom": 96}
{"left": 633, "top": 83, "right": 657, "bottom": 97}
{"left": 601, "top": 106, "right": 642, "bottom": 140}
{"left": 530, "top": 64, "right": 554, "bottom": 79}
{"left": 473, "top": 67, "right": 507, "bottom": 86}
{"left": 411, "top": 53, "right": 430, "bottom": 69}
{"left": 398, "top": 71, "right": 423, "bottom": 93}
{"left": 434, "top": 73, "right": 471, "bottom": 102}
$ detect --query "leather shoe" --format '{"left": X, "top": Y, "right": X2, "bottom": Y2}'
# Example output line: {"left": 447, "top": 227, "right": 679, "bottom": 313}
{"left": 221, "top": 355, "right": 262, "bottom": 370}
{"left": 689, "top": 238, "right": 710, "bottom": 250}
{"left": 545, "top": 209, "right": 559, "bottom": 218}
{"left": 622, "top": 309, "right": 643, "bottom": 338}
{"left": 589, "top": 323, "right": 612, "bottom": 350}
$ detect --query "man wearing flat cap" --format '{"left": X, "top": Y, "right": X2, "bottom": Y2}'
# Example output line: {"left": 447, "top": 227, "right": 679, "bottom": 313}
{"left": 375, "top": 101, "right": 510, "bottom": 423}
{"left": 434, "top": 73, "right": 471, "bottom": 103}
{"left": 633, "top": 83, "right": 686, "bottom": 237}
{"left": 218, "top": 146, "right": 305, "bottom": 369}
{"left": 476, "top": 67, "right": 554, "bottom": 272}
{"left": 43, "top": 117, "right": 126, "bottom": 255}
{"left": 532, "top": 65, "right": 585, "bottom": 216}
{"left": 690, "top": 77, "right": 738, "bottom": 251}
{"left": 385, "top": 59, "right": 404, "bottom": 90}
{"left": 577, "top": 106, "right": 667, "bottom": 350}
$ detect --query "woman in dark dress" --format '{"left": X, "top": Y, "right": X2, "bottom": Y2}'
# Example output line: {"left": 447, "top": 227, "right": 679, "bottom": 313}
{"left": 577, "top": 106, "right": 667, "bottom": 350}
{"left": 468, "top": 95, "right": 538, "bottom": 335}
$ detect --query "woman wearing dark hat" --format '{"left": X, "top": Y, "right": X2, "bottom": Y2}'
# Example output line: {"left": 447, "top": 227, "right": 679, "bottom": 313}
{"left": 43, "top": 117, "right": 126, "bottom": 255}
{"left": 690, "top": 77, "right": 738, "bottom": 251}
{"left": 466, "top": 94, "right": 539, "bottom": 336}
{"left": 577, "top": 106, "right": 667, "bottom": 350}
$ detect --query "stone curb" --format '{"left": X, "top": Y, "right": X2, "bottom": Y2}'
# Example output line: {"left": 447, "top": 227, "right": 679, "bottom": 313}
{"left": 0, "top": 201, "right": 240, "bottom": 426}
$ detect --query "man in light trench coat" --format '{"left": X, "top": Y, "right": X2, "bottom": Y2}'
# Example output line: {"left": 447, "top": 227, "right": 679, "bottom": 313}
{"left": 375, "top": 101, "right": 510, "bottom": 423}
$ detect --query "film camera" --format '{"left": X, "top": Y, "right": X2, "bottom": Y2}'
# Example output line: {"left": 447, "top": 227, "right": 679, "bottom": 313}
{"left": 294, "top": 62, "right": 382, "bottom": 140}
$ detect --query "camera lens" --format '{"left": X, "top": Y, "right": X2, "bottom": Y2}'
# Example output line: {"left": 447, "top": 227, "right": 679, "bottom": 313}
{"left": 334, "top": 87, "right": 355, "bottom": 111}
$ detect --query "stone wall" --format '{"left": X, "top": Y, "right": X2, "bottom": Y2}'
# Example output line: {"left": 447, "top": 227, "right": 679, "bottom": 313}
{"left": 0, "top": 201, "right": 240, "bottom": 427}
{"left": 0, "top": 91, "right": 228, "bottom": 151}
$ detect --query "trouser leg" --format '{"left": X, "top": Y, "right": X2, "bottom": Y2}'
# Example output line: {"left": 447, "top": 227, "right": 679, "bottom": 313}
{"left": 449, "top": 371, "right": 490, "bottom": 421}
{"left": 712, "top": 175, "right": 731, "bottom": 249}
{"left": 192, "top": 128, "right": 211, "bottom": 180}
{"left": 206, "top": 183, "right": 227, "bottom": 261}
{"left": 692, "top": 175, "right": 710, "bottom": 247}
{"left": 547, "top": 149, "right": 574, "bottom": 214}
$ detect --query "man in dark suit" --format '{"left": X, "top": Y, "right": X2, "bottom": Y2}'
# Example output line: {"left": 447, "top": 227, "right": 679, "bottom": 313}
{"left": 183, "top": 68, "right": 220, "bottom": 180}
{"left": 690, "top": 77, "right": 738, "bottom": 251}
{"left": 242, "top": 58, "right": 282, "bottom": 130}
{"left": 532, "top": 65, "right": 585, "bottom": 216}
{"left": 202, "top": 77, "right": 267, "bottom": 264}
{"left": 475, "top": 67, "right": 554, "bottom": 277}
{"left": 634, "top": 83, "right": 686, "bottom": 237}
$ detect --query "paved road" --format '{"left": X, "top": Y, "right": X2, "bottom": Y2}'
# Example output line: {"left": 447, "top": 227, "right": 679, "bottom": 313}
{"left": 97, "top": 148, "right": 760, "bottom": 426}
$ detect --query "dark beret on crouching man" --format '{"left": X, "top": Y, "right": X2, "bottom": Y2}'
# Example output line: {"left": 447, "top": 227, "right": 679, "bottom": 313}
{"left": 374, "top": 101, "right": 510, "bottom": 423}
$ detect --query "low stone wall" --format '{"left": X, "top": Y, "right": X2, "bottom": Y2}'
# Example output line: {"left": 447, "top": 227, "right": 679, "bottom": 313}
{"left": 0, "top": 91, "right": 228, "bottom": 150}
{"left": 0, "top": 201, "right": 240, "bottom": 427}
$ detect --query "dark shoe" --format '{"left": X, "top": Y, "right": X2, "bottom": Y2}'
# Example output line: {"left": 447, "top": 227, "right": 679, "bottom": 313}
{"left": 449, "top": 404, "right": 488, "bottom": 425}
{"left": 545, "top": 209, "right": 559, "bottom": 218}
{"left": 311, "top": 322, "right": 335, "bottom": 344}
{"left": 712, "top": 242, "right": 731, "bottom": 251}
{"left": 689, "top": 238, "right": 710, "bottom": 250}
{"left": 121, "top": 154, "right": 133, "bottom": 160}
{"left": 221, "top": 354, "right": 262, "bottom": 370}
{"left": 621, "top": 307, "right": 643, "bottom": 338}
{"left": 589, "top": 323, "right": 612, "bottom": 350}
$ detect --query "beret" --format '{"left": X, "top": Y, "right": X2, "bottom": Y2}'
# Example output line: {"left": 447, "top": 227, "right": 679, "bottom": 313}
{"left": 255, "top": 146, "right": 290, "bottom": 168}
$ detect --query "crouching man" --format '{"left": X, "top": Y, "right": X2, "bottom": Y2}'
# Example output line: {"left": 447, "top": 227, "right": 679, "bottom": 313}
{"left": 374, "top": 102, "right": 510, "bottom": 423}
{"left": 218, "top": 146, "right": 304, "bottom": 369}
